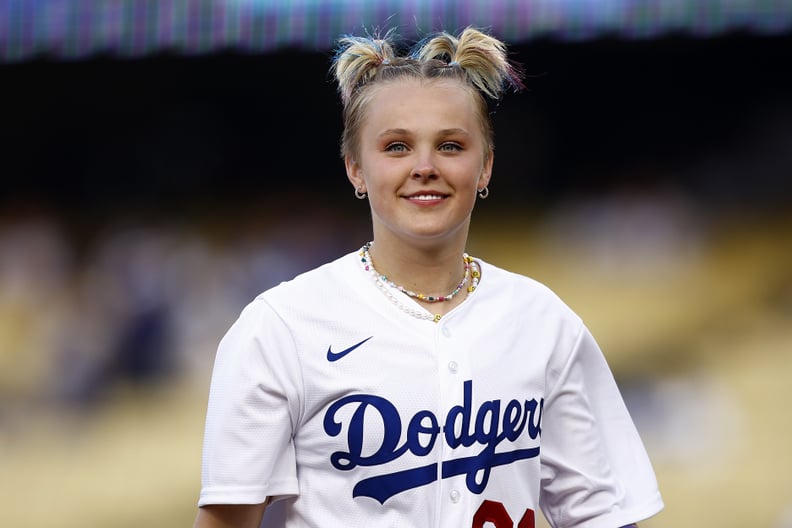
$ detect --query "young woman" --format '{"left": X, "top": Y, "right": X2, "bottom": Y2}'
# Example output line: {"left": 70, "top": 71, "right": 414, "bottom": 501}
{"left": 194, "top": 27, "right": 663, "bottom": 528}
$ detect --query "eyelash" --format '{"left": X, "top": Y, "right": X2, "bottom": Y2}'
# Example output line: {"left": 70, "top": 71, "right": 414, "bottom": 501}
{"left": 384, "top": 142, "right": 463, "bottom": 153}
{"left": 385, "top": 142, "right": 408, "bottom": 152}
{"left": 439, "top": 142, "right": 462, "bottom": 152}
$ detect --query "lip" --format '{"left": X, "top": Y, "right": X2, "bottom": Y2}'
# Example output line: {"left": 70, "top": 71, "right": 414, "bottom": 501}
{"left": 402, "top": 192, "right": 449, "bottom": 205}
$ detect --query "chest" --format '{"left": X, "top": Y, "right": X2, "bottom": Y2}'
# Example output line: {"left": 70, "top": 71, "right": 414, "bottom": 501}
{"left": 275, "top": 296, "right": 563, "bottom": 521}
{"left": 292, "top": 320, "right": 550, "bottom": 482}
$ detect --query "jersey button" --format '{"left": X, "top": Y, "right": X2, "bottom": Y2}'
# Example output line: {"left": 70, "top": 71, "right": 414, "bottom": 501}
{"left": 448, "top": 361, "right": 458, "bottom": 373}
{"left": 450, "top": 489, "right": 460, "bottom": 503}
{"left": 442, "top": 326, "right": 451, "bottom": 337}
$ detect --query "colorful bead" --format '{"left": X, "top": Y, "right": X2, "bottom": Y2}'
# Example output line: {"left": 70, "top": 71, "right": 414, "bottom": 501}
{"left": 360, "top": 242, "right": 471, "bottom": 303}
{"left": 359, "top": 242, "right": 481, "bottom": 323}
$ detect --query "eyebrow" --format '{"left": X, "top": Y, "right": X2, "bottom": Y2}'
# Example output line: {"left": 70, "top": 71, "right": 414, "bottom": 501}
{"left": 377, "top": 128, "right": 470, "bottom": 138}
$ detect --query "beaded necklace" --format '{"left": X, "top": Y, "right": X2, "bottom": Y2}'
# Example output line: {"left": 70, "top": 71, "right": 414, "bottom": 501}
{"left": 359, "top": 242, "right": 481, "bottom": 323}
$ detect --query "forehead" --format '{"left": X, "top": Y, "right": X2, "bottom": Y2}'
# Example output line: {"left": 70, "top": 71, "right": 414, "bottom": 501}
{"left": 362, "top": 78, "right": 481, "bottom": 132}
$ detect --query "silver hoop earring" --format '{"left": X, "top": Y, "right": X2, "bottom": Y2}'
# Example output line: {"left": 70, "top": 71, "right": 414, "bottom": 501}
{"left": 477, "top": 187, "right": 489, "bottom": 199}
{"left": 355, "top": 187, "right": 368, "bottom": 200}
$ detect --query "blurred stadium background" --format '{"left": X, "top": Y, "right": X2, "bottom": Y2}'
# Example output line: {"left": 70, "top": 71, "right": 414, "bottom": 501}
{"left": 1, "top": 1, "right": 791, "bottom": 526}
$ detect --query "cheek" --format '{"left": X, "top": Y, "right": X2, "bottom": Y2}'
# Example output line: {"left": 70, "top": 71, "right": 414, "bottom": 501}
{"left": 453, "top": 157, "right": 489, "bottom": 184}
{"left": 362, "top": 158, "right": 405, "bottom": 186}
{"left": 361, "top": 168, "right": 396, "bottom": 204}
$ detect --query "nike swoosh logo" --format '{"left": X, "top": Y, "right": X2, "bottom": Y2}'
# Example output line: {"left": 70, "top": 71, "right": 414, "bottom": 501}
{"left": 327, "top": 336, "right": 373, "bottom": 362}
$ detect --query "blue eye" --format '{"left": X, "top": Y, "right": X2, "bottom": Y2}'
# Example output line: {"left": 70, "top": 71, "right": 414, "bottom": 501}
{"left": 385, "top": 143, "right": 408, "bottom": 152}
{"left": 439, "top": 142, "right": 462, "bottom": 152}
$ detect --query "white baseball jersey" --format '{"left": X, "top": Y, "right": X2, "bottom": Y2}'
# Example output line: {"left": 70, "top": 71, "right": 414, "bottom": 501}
{"left": 198, "top": 249, "right": 663, "bottom": 528}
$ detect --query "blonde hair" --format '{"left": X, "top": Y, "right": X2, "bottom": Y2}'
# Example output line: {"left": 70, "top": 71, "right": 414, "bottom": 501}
{"left": 332, "top": 27, "right": 523, "bottom": 160}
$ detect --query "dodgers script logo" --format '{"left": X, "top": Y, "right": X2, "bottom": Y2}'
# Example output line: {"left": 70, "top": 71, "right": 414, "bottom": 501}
{"left": 323, "top": 380, "right": 543, "bottom": 503}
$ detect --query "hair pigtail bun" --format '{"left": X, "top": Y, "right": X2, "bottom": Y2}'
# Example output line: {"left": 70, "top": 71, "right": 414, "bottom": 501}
{"left": 332, "top": 32, "right": 397, "bottom": 104}
{"left": 416, "top": 27, "right": 524, "bottom": 99}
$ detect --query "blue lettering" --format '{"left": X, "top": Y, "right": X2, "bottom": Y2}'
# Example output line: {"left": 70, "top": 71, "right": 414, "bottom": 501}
{"left": 474, "top": 399, "right": 500, "bottom": 445}
{"left": 502, "top": 399, "right": 527, "bottom": 441}
{"left": 323, "top": 395, "right": 408, "bottom": 470}
{"left": 443, "top": 380, "right": 474, "bottom": 448}
{"left": 322, "top": 381, "right": 543, "bottom": 503}
{"left": 526, "top": 398, "right": 543, "bottom": 439}
{"left": 407, "top": 410, "right": 440, "bottom": 457}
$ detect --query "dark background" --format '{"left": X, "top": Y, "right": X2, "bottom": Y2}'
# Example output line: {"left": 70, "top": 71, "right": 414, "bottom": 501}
{"left": 3, "top": 31, "right": 791, "bottom": 223}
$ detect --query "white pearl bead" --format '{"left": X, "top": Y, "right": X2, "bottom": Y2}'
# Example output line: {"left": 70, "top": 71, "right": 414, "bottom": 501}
{"left": 359, "top": 243, "right": 478, "bottom": 323}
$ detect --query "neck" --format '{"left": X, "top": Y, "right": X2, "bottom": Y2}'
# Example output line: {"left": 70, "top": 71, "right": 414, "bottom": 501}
{"left": 367, "top": 236, "right": 469, "bottom": 299}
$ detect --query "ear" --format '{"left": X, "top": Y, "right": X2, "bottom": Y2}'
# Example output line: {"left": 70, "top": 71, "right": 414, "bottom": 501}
{"left": 479, "top": 150, "right": 494, "bottom": 189}
{"left": 345, "top": 156, "right": 365, "bottom": 193}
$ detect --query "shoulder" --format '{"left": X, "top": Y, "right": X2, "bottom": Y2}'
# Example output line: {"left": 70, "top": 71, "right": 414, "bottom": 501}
{"left": 478, "top": 259, "right": 554, "bottom": 291}
{"left": 256, "top": 250, "right": 358, "bottom": 304}
{"left": 473, "top": 259, "right": 586, "bottom": 365}
{"left": 230, "top": 250, "right": 363, "bottom": 333}
{"left": 476, "top": 259, "right": 581, "bottom": 323}
{"left": 214, "top": 253, "right": 360, "bottom": 366}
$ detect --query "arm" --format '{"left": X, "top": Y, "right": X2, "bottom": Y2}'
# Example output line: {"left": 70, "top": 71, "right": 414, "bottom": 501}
{"left": 539, "top": 325, "right": 663, "bottom": 526}
{"left": 193, "top": 503, "right": 267, "bottom": 528}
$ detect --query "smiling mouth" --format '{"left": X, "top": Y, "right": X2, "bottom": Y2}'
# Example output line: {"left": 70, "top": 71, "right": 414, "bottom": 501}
{"left": 405, "top": 194, "right": 447, "bottom": 201}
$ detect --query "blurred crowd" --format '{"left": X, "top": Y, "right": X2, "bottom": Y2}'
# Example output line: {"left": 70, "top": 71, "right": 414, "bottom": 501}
{"left": 1, "top": 180, "right": 785, "bottom": 414}
{"left": 0, "top": 200, "right": 367, "bottom": 418}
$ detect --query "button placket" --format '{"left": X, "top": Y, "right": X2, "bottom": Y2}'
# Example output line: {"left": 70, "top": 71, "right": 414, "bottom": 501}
{"left": 449, "top": 489, "right": 461, "bottom": 503}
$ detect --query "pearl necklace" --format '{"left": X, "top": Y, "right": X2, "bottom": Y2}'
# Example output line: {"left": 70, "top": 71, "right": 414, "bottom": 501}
{"left": 361, "top": 242, "right": 470, "bottom": 302}
{"left": 359, "top": 242, "right": 481, "bottom": 323}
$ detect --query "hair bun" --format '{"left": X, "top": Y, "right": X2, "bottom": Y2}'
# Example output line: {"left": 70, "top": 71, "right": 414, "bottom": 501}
{"left": 414, "top": 27, "right": 524, "bottom": 99}
{"left": 332, "top": 32, "right": 397, "bottom": 104}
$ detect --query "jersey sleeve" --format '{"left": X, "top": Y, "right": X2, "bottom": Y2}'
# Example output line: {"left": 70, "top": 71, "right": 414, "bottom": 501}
{"left": 198, "top": 297, "right": 302, "bottom": 507}
{"left": 539, "top": 324, "right": 664, "bottom": 528}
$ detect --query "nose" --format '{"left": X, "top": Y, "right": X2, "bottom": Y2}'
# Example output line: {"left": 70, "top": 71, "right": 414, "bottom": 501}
{"left": 411, "top": 152, "right": 438, "bottom": 181}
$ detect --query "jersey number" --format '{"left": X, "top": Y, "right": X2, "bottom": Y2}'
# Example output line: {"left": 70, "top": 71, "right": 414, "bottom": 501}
{"left": 472, "top": 500, "right": 535, "bottom": 528}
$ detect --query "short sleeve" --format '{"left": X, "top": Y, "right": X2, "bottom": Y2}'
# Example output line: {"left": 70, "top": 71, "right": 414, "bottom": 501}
{"left": 198, "top": 298, "right": 303, "bottom": 507}
{"left": 539, "top": 325, "right": 663, "bottom": 528}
